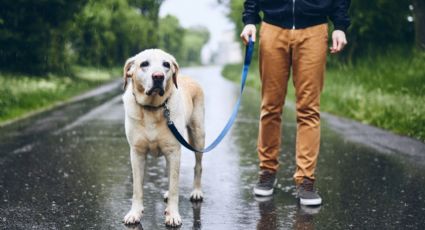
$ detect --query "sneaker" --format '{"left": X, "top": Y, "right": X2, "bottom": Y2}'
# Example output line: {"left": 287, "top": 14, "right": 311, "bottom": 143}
{"left": 253, "top": 170, "right": 277, "bottom": 196}
{"left": 297, "top": 177, "right": 322, "bottom": 206}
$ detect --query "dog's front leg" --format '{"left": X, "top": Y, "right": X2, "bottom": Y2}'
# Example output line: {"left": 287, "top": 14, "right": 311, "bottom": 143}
{"left": 124, "top": 149, "right": 146, "bottom": 225}
{"left": 164, "top": 151, "right": 182, "bottom": 227}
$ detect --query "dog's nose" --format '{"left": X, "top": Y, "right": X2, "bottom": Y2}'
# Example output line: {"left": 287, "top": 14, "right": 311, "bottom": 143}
{"left": 152, "top": 72, "right": 164, "bottom": 81}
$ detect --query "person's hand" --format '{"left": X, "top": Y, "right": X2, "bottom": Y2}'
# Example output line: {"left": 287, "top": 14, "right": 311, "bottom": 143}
{"left": 240, "top": 24, "right": 256, "bottom": 45}
{"left": 330, "top": 30, "right": 347, "bottom": 54}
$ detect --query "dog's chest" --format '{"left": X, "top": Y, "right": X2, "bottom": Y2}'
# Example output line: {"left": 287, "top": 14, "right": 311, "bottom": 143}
{"left": 127, "top": 114, "right": 172, "bottom": 156}
{"left": 142, "top": 112, "right": 163, "bottom": 137}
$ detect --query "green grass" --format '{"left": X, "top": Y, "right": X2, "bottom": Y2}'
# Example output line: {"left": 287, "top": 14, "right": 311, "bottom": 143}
{"left": 0, "top": 66, "right": 120, "bottom": 124}
{"left": 222, "top": 51, "right": 425, "bottom": 142}
{"left": 222, "top": 62, "right": 262, "bottom": 90}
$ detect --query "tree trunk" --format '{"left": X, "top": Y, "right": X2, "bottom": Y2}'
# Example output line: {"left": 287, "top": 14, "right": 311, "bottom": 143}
{"left": 413, "top": 0, "right": 425, "bottom": 50}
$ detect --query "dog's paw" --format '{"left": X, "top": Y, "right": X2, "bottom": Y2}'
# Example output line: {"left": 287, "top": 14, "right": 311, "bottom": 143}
{"left": 190, "top": 189, "right": 204, "bottom": 202}
{"left": 164, "top": 208, "right": 182, "bottom": 227}
{"left": 163, "top": 191, "right": 169, "bottom": 202}
{"left": 123, "top": 208, "right": 144, "bottom": 225}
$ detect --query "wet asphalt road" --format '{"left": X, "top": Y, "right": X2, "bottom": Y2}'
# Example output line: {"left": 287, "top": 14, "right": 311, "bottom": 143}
{"left": 1, "top": 66, "right": 425, "bottom": 229}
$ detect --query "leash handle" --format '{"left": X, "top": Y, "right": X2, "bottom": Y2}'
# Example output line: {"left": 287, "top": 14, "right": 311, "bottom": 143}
{"left": 167, "top": 37, "right": 255, "bottom": 153}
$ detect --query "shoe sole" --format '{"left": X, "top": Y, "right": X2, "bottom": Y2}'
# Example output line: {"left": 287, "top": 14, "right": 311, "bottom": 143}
{"left": 299, "top": 197, "right": 322, "bottom": 206}
{"left": 253, "top": 179, "right": 277, "bottom": 197}
{"left": 253, "top": 187, "right": 274, "bottom": 196}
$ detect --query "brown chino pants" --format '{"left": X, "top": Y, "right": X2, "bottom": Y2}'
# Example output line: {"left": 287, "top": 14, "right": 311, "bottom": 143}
{"left": 257, "top": 22, "right": 328, "bottom": 185}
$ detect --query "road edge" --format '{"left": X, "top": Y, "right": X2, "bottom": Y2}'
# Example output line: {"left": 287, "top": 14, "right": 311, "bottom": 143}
{"left": 0, "top": 79, "right": 122, "bottom": 128}
{"left": 321, "top": 112, "right": 425, "bottom": 157}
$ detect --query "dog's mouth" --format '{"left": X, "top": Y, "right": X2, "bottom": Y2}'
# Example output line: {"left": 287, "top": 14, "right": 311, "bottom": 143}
{"left": 146, "top": 86, "right": 165, "bottom": 96}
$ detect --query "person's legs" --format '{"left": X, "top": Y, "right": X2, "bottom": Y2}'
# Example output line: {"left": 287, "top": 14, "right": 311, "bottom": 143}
{"left": 257, "top": 22, "right": 291, "bottom": 172}
{"left": 291, "top": 24, "right": 328, "bottom": 189}
{"left": 254, "top": 22, "right": 291, "bottom": 196}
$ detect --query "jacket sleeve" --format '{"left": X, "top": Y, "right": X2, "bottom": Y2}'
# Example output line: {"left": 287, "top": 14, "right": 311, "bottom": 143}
{"left": 330, "top": 0, "right": 351, "bottom": 32}
{"left": 242, "top": 0, "right": 261, "bottom": 25}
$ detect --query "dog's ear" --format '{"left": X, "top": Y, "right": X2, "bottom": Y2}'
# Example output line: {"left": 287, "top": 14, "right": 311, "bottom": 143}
{"left": 171, "top": 58, "right": 179, "bottom": 89}
{"left": 123, "top": 57, "right": 135, "bottom": 90}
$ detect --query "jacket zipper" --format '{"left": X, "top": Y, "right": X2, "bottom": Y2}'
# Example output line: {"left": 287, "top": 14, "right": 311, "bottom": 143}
{"left": 292, "top": 0, "right": 296, "bottom": 29}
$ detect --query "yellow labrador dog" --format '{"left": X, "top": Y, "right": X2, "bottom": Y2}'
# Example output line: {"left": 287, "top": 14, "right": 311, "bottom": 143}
{"left": 122, "top": 49, "right": 205, "bottom": 227}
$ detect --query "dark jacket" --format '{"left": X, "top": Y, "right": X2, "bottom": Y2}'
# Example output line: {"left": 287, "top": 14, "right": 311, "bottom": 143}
{"left": 243, "top": 0, "right": 350, "bottom": 32}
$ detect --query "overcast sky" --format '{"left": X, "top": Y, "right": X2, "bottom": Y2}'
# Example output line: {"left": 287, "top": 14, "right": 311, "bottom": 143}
{"left": 159, "top": 0, "right": 235, "bottom": 54}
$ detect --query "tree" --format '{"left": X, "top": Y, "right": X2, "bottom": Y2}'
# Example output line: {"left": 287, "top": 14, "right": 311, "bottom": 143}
{"left": 158, "top": 15, "right": 185, "bottom": 61}
{"left": 345, "top": 0, "right": 414, "bottom": 59}
{"left": 158, "top": 16, "right": 210, "bottom": 66}
{"left": 70, "top": 0, "right": 155, "bottom": 66}
{"left": 413, "top": 0, "right": 425, "bottom": 50}
{"left": 181, "top": 26, "right": 210, "bottom": 66}
{"left": 128, "top": 0, "right": 164, "bottom": 47}
{"left": 0, "top": 0, "right": 86, "bottom": 74}
{"left": 0, "top": 0, "right": 202, "bottom": 74}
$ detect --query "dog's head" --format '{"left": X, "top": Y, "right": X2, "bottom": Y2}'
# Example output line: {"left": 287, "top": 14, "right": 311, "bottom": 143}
{"left": 123, "top": 49, "right": 179, "bottom": 97}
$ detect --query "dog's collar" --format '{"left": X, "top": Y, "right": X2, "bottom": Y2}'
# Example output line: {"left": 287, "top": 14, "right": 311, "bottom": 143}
{"left": 132, "top": 91, "right": 169, "bottom": 110}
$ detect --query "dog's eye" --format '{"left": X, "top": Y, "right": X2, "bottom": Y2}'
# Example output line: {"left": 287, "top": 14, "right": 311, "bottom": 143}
{"left": 140, "top": 61, "right": 149, "bottom": 68}
{"left": 163, "top": 61, "right": 170, "bottom": 68}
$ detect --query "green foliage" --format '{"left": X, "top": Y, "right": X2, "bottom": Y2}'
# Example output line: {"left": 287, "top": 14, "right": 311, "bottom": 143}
{"left": 158, "top": 15, "right": 210, "bottom": 66}
{"left": 228, "top": 0, "right": 245, "bottom": 39}
{"left": 222, "top": 62, "right": 261, "bottom": 90}
{"left": 0, "top": 0, "right": 86, "bottom": 74}
{"left": 129, "top": 0, "right": 164, "bottom": 21}
{"left": 412, "top": 0, "right": 425, "bottom": 50}
{"left": 345, "top": 0, "right": 415, "bottom": 60}
{"left": 181, "top": 26, "right": 210, "bottom": 66}
{"left": 321, "top": 50, "right": 425, "bottom": 141}
{"left": 158, "top": 15, "right": 185, "bottom": 61}
{"left": 70, "top": 0, "right": 156, "bottom": 67}
{"left": 0, "top": 67, "right": 118, "bottom": 122}
{"left": 0, "top": 0, "right": 209, "bottom": 75}
{"left": 127, "top": 0, "right": 164, "bottom": 48}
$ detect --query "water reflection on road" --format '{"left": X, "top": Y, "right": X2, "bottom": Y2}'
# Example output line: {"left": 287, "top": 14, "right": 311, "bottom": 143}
{"left": 0, "top": 66, "right": 424, "bottom": 229}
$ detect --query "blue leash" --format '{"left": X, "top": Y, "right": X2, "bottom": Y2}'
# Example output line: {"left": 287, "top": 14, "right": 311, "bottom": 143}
{"left": 163, "top": 38, "right": 255, "bottom": 153}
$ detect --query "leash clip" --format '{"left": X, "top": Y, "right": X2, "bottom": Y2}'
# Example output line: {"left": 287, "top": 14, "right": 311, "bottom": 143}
{"left": 162, "top": 103, "right": 173, "bottom": 125}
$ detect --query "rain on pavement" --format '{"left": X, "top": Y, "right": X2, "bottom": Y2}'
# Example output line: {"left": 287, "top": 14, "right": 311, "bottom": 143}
{"left": 1, "top": 66, "right": 425, "bottom": 229}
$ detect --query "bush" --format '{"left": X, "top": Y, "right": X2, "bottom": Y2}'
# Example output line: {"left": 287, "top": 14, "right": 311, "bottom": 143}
{"left": 0, "top": 0, "right": 86, "bottom": 74}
